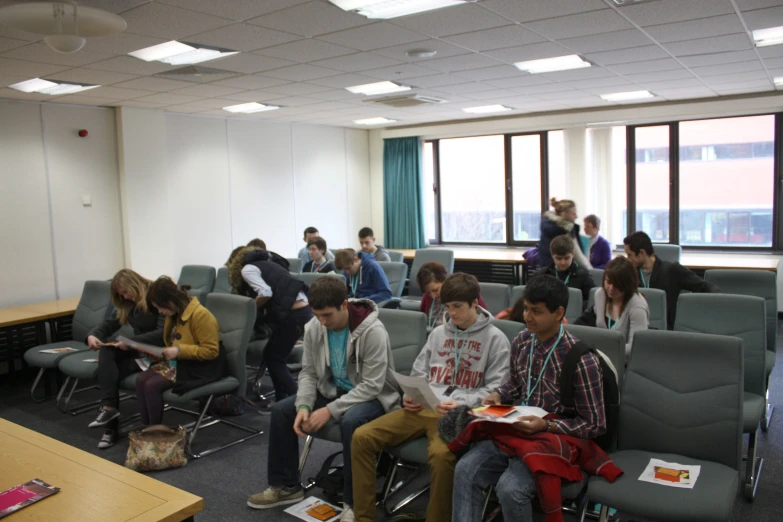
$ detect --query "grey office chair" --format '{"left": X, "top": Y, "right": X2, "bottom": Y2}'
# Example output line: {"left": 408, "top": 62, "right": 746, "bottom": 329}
{"left": 564, "top": 324, "right": 625, "bottom": 387}
{"left": 653, "top": 244, "right": 682, "bottom": 263}
{"left": 286, "top": 257, "right": 304, "bottom": 274}
{"left": 510, "top": 285, "right": 525, "bottom": 308}
{"left": 638, "top": 287, "right": 667, "bottom": 331}
{"left": 587, "top": 286, "right": 598, "bottom": 311}
{"left": 404, "top": 249, "right": 455, "bottom": 301}
{"left": 213, "top": 266, "right": 232, "bottom": 294}
{"left": 387, "top": 250, "right": 405, "bottom": 263}
{"left": 479, "top": 282, "right": 511, "bottom": 316}
{"left": 566, "top": 287, "right": 582, "bottom": 324}
{"left": 588, "top": 330, "right": 743, "bottom": 521}
{"left": 491, "top": 319, "right": 524, "bottom": 344}
{"left": 378, "top": 261, "right": 409, "bottom": 309}
{"left": 589, "top": 269, "right": 605, "bottom": 285}
{"left": 178, "top": 265, "right": 216, "bottom": 304}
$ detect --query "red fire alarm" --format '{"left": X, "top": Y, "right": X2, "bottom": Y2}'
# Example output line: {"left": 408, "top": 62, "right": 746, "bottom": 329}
{"left": 78, "top": 129, "right": 88, "bottom": 137}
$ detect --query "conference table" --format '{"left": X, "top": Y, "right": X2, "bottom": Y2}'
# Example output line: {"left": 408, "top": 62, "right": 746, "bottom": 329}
{"left": 0, "top": 418, "right": 203, "bottom": 521}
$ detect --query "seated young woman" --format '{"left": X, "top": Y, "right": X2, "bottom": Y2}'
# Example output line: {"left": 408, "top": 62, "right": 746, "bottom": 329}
{"left": 417, "top": 261, "right": 487, "bottom": 330}
{"left": 136, "top": 277, "right": 225, "bottom": 427}
{"left": 575, "top": 256, "right": 649, "bottom": 359}
{"left": 302, "top": 237, "right": 336, "bottom": 273}
{"left": 87, "top": 269, "right": 165, "bottom": 449}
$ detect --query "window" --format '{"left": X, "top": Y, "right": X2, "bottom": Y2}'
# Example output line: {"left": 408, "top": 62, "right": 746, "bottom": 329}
{"left": 422, "top": 141, "right": 437, "bottom": 242}
{"left": 548, "top": 130, "right": 567, "bottom": 202}
{"left": 634, "top": 125, "right": 670, "bottom": 243}
{"left": 510, "top": 134, "right": 543, "bottom": 241}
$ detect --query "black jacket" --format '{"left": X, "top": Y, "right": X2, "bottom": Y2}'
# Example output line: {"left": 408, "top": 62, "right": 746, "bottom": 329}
{"left": 538, "top": 211, "right": 583, "bottom": 268}
{"left": 174, "top": 342, "right": 228, "bottom": 394}
{"left": 241, "top": 250, "right": 307, "bottom": 324}
{"left": 533, "top": 263, "right": 595, "bottom": 308}
{"left": 303, "top": 260, "right": 336, "bottom": 273}
{"left": 646, "top": 256, "right": 720, "bottom": 329}
{"left": 87, "top": 305, "right": 165, "bottom": 346}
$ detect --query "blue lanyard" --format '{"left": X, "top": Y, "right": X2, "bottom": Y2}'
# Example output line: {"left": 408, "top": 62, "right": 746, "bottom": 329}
{"left": 428, "top": 299, "right": 442, "bottom": 328}
{"left": 606, "top": 315, "right": 616, "bottom": 330}
{"left": 639, "top": 268, "right": 649, "bottom": 288}
{"left": 559, "top": 262, "right": 577, "bottom": 286}
{"left": 350, "top": 267, "right": 361, "bottom": 294}
{"left": 525, "top": 325, "right": 564, "bottom": 405}
{"left": 311, "top": 261, "right": 324, "bottom": 273}
{"left": 452, "top": 326, "right": 470, "bottom": 384}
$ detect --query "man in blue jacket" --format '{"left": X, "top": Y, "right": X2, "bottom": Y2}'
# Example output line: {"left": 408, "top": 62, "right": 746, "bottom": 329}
{"left": 334, "top": 248, "right": 392, "bottom": 304}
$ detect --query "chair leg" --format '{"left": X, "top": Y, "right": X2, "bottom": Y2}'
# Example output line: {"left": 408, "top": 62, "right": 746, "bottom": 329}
{"left": 54, "top": 376, "right": 72, "bottom": 408}
{"left": 30, "top": 368, "right": 48, "bottom": 403}
{"left": 744, "top": 429, "right": 764, "bottom": 500}
{"left": 762, "top": 387, "right": 773, "bottom": 432}
{"left": 598, "top": 504, "right": 610, "bottom": 522}
{"left": 299, "top": 435, "right": 316, "bottom": 490}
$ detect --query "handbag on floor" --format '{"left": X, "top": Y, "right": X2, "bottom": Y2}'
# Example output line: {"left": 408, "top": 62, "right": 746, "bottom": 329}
{"left": 125, "top": 424, "right": 188, "bottom": 472}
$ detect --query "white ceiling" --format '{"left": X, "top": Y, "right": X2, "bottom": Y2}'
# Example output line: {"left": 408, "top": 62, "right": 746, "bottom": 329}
{"left": 0, "top": 0, "right": 782, "bottom": 128}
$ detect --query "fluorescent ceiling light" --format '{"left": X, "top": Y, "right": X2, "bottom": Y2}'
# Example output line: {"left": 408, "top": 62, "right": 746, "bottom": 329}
{"left": 354, "top": 117, "right": 397, "bottom": 125}
{"left": 753, "top": 26, "right": 783, "bottom": 47}
{"left": 514, "top": 54, "right": 591, "bottom": 74}
{"left": 9, "top": 78, "right": 99, "bottom": 95}
{"left": 129, "top": 40, "right": 238, "bottom": 65}
{"left": 222, "top": 102, "right": 279, "bottom": 113}
{"left": 346, "top": 81, "right": 411, "bottom": 95}
{"left": 774, "top": 77, "right": 783, "bottom": 86}
{"left": 600, "top": 90, "right": 655, "bottom": 102}
{"left": 462, "top": 105, "right": 512, "bottom": 114}
{"left": 330, "top": 0, "right": 466, "bottom": 19}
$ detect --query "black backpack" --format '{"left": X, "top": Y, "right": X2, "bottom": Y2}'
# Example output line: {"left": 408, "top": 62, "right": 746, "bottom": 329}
{"left": 559, "top": 341, "right": 620, "bottom": 452}
{"left": 309, "top": 451, "right": 344, "bottom": 505}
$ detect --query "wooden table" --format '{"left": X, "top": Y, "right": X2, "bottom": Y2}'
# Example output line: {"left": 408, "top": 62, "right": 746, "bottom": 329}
{"left": 397, "top": 247, "right": 525, "bottom": 264}
{"left": 0, "top": 418, "right": 203, "bottom": 521}
{"left": 679, "top": 253, "right": 779, "bottom": 272}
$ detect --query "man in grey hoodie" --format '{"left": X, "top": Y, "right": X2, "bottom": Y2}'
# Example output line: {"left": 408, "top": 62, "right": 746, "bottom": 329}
{"left": 358, "top": 227, "right": 391, "bottom": 262}
{"left": 247, "top": 277, "right": 400, "bottom": 521}
{"left": 351, "top": 273, "right": 511, "bottom": 522}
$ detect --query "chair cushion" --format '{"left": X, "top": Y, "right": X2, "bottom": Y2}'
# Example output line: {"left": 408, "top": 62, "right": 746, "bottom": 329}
{"left": 588, "top": 450, "right": 738, "bottom": 521}
{"left": 744, "top": 392, "right": 765, "bottom": 432}
{"left": 162, "top": 376, "right": 239, "bottom": 402}
{"left": 399, "top": 300, "right": 421, "bottom": 312}
{"left": 560, "top": 476, "right": 587, "bottom": 501}
{"left": 313, "top": 420, "right": 342, "bottom": 443}
{"left": 386, "top": 436, "right": 429, "bottom": 465}
{"left": 766, "top": 351, "right": 775, "bottom": 376}
{"left": 119, "top": 373, "right": 138, "bottom": 390}
{"left": 24, "top": 342, "right": 88, "bottom": 369}
{"left": 58, "top": 350, "right": 101, "bottom": 379}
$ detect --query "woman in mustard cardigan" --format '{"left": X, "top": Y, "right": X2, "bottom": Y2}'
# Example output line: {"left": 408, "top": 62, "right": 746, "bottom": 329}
{"left": 137, "top": 276, "right": 224, "bottom": 426}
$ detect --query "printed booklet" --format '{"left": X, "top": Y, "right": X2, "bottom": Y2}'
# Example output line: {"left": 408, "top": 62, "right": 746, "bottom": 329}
{"left": 0, "top": 479, "right": 59, "bottom": 519}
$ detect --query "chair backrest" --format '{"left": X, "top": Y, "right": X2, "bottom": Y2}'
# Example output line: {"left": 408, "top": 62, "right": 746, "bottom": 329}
{"left": 565, "top": 287, "right": 582, "bottom": 323}
{"left": 587, "top": 286, "right": 598, "bottom": 310}
{"left": 479, "top": 282, "right": 511, "bottom": 316}
{"left": 620, "top": 330, "right": 743, "bottom": 471}
{"left": 178, "top": 265, "right": 216, "bottom": 294}
{"left": 286, "top": 258, "right": 303, "bottom": 274}
{"left": 71, "top": 280, "right": 113, "bottom": 342}
{"left": 387, "top": 250, "right": 405, "bottom": 263}
{"left": 378, "top": 262, "right": 409, "bottom": 299}
{"left": 213, "top": 266, "right": 232, "bottom": 294}
{"left": 491, "top": 319, "right": 524, "bottom": 345}
{"left": 378, "top": 309, "right": 427, "bottom": 375}
{"left": 589, "top": 268, "right": 604, "bottom": 286}
{"left": 564, "top": 324, "right": 626, "bottom": 385}
{"left": 510, "top": 285, "right": 525, "bottom": 308}
{"left": 205, "top": 293, "right": 256, "bottom": 398}
{"left": 704, "top": 269, "right": 777, "bottom": 353}
{"left": 675, "top": 293, "right": 766, "bottom": 397}
{"left": 408, "top": 249, "right": 455, "bottom": 298}
{"left": 638, "top": 287, "right": 666, "bottom": 331}
{"left": 653, "top": 243, "right": 681, "bottom": 263}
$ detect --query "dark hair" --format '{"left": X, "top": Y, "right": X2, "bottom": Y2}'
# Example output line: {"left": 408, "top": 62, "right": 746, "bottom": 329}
{"left": 507, "top": 296, "right": 526, "bottom": 323}
{"left": 303, "top": 226, "right": 318, "bottom": 238}
{"left": 308, "top": 276, "right": 347, "bottom": 310}
{"left": 334, "top": 248, "right": 357, "bottom": 270}
{"left": 358, "top": 227, "right": 374, "bottom": 239}
{"left": 226, "top": 246, "right": 244, "bottom": 266}
{"left": 307, "top": 237, "right": 327, "bottom": 253}
{"left": 523, "top": 275, "right": 569, "bottom": 314}
{"left": 584, "top": 214, "right": 600, "bottom": 228}
{"left": 623, "top": 231, "right": 654, "bottom": 256}
{"left": 550, "top": 234, "right": 575, "bottom": 257}
{"left": 147, "top": 276, "right": 191, "bottom": 315}
{"left": 416, "top": 261, "right": 448, "bottom": 292}
{"left": 603, "top": 257, "right": 639, "bottom": 308}
{"left": 247, "top": 238, "right": 266, "bottom": 250}
{"left": 440, "top": 272, "right": 480, "bottom": 305}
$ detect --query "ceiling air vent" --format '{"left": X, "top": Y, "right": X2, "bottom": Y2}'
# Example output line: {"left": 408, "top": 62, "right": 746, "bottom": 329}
{"left": 154, "top": 65, "right": 239, "bottom": 83}
{"left": 365, "top": 94, "right": 448, "bottom": 108}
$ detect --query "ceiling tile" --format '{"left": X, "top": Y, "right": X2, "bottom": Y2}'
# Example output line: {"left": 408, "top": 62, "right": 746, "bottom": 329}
{"left": 654, "top": 87, "right": 717, "bottom": 99}
{"left": 53, "top": 94, "right": 121, "bottom": 106}
{"left": 557, "top": 29, "right": 654, "bottom": 54}
{"left": 443, "top": 25, "right": 546, "bottom": 52}
{"left": 644, "top": 14, "right": 745, "bottom": 44}
{"left": 255, "top": 39, "right": 355, "bottom": 62}
{"left": 512, "top": 82, "right": 571, "bottom": 95}
{"left": 0, "top": 71, "right": 34, "bottom": 86}
{"left": 735, "top": 0, "right": 783, "bottom": 10}
{"left": 392, "top": 4, "right": 511, "bottom": 38}
{"left": 307, "top": 72, "right": 378, "bottom": 88}
{"left": 0, "top": 57, "right": 69, "bottom": 78}
{"left": 262, "top": 82, "right": 333, "bottom": 95}
{"left": 0, "top": 24, "right": 41, "bottom": 42}
{"left": 485, "top": 74, "right": 555, "bottom": 89}
{"left": 759, "top": 45, "right": 783, "bottom": 59}
{"left": 481, "top": 0, "right": 607, "bottom": 23}
{"left": 360, "top": 63, "right": 440, "bottom": 81}
{"left": 586, "top": 45, "right": 670, "bottom": 66}
{"left": 211, "top": 74, "right": 290, "bottom": 89}
{"left": 262, "top": 63, "right": 343, "bottom": 81}
{"left": 114, "top": 100, "right": 169, "bottom": 108}
{"left": 455, "top": 65, "right": 521, "bottom": 81}
{"left": 618, "top": 0, "right": 735, "bottom": 26}
{"left": 72, "top": 0, "right": 149, "bottom": 13}
{"left": 307, "top": 88, "right": 363, "bottom": 101}
{"left": 709, "top": 78, "right": 772, "bottom": 90}
{"left": 88, "top": 32, "right": 168, "bottom": 55}
{"left": 163, "top": 105, "right": 209, "bottom": 114}
{"left": 567, "top": 76, "right": 634, "bottom": 90}
{"left": 112, "top": 77, "right": 196, "bottom": 92}
{"left": 624, "top": 69, "right": 695, "bottom": 83}
{"left": 609, "top": 58, "right": 684, "bottom": 75}
{"left": 0, "top": 87, "right": 54, "bottom": 101}
{"left": 188, "top": 23, "right": 301, "bottom": 52}
{"left": 664, "top": 34, "right": 753, "bottom": 56}
{"left": 170, "top": 84, "right": 245, "bottom": 97}
{"left": 420, "top": 53, "right": 506, "bottom": 73}
{"left": 704, "top": 71, "right": 770, "bottom": 85}
{"left": 310, "top": 53, "right": 402, "bottom": 73}
{"left": 435, "top": 82, "right": 499, "bottom": 95}
{"left": 0, "top": 36, "right": 28, "bottom": 53}
{"left": 740, "top": 5, "right": 783, "bottom": 30}
{"left": 1, "top": 43, "right": 115, "bottom": 67}
{"left": 637, "top": 77, "right": 707, "bottom": 90}
{"left": 221, "top": 90, "right": 286, "bottom": 102}
{"left": 86, "top": 56, "right": 175, "bottom": 75}
{"left": 120, "top": 3, "right": 233, "bottom": 39}
{"left": 372, "top": 39, "right": 471, "bottom": 62}
{"left": 525, "top": 10, "right": 632, "bottom": 40}
{"left": 88, "top": 86, "right": 156, "bottom": 99}
{"left": 135, "top": 92, "right": 203, "bottom": 104}
{"left": 691, "top": 60, "right": 765, "bottom": 77}
{"left": 460, "top": 88, "right": 520, "bottom": 101}
{"left": 264, "top": 95, "right": 322, "bottom": 106}
{"left": 388, "top": 73, "right": 462, "bottom": 88}
{"left": 248, "top": 0, "right": 370, "bottom": 38}
{"left": 716, "top": 85, "right": 773, "bottom": 95}
{"left": 485, "top": 41, "right": 573, "bottom": 63}
{"left": 539, "top": 66, "right": 615, "bottom": 81}
{"left": 183, "top": 97, "right": 253, "bottom": 108}
{"left": 157, "top": 0, "right": 310, "bottom": 21}
{"left": 210, "top": 53, "right": 296, "bottom": 74}
{"left": 679, "top": 50, "right": 759, "bottom": 67}
{"left": 317, "top": 22, "right": 428, "bottom": 52}
{"left": 46, "top": 68, "right": 139, "bottom": 85}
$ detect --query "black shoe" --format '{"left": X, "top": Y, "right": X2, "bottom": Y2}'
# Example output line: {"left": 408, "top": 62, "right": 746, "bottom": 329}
{"left": 98, "top": 429, "right": 116, "bottom": 449}
{"left": 89, "top": 407, "right": 120, "bottom": 428}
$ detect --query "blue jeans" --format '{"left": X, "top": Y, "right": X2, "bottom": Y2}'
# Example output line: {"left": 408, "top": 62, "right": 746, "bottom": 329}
{"left": 267, "top": 393, "right": 386, "bottom": 506}
{"left": 452, "top": 440, "right": 537, "bottom": 522}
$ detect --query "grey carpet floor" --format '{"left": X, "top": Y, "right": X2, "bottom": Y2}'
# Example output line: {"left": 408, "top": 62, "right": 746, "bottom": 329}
{"left": 3, "top": 323, "right": 783, "bottom": 522}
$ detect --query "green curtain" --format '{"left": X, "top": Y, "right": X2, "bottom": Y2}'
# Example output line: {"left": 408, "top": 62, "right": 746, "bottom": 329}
{"left": 383, "top": 137, "right": 427, "bottom": 249}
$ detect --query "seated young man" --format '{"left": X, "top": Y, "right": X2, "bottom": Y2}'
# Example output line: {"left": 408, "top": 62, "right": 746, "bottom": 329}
{"left": 358, "top": 227, "right": 391, "bottom": 262}
{"left": 247, "top": 277, "right": 401, "bottom": 521}
{"left": 334, "top": 248, "right": 392, "bottom": 304}
{"left": 303, "top": 237, "right": 336, "bottom": 273}
{"left": 623, "top": 231, "right": 719, "bottom": 329}
{"left": 533, "top": 234, "right": 595, "bottom": 306}
{"left": 417, "top": 261, "right": 487, "bottom": 330}
{"left": 583, "top": 215, "right": 612, "bottom": 269}
{"left": 298, "top": 226, "right": 335, "bottom": 264}
{"left": 452, "top": 276, "right": 606, "bottom": 522}
{"left": 351, "top": 273, "right": 511, "bottom": 522}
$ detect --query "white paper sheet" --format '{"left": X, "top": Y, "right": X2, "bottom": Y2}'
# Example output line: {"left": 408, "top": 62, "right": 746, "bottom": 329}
{"left": 39, "top": 347, "right": 78, "bottom": 354}
{"left": 392, "top": 371, "right": 441, "bottom": 409}
{"left": 638, "top": 458, "right": 701, "bottom": 489}
{"left": 283, "top": 496, "right": 342, "bottom": 522}
{"left": 117, "top": 335, "right": 165, "bottom": 358}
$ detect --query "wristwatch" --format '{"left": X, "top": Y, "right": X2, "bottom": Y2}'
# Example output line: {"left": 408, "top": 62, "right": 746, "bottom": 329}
{"left": 546, "top": 420, "right": 555, "bottom": 433}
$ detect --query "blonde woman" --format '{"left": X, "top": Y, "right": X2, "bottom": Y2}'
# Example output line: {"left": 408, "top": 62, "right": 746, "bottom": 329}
{"left": 538, "top": 197, "right": 591, "bottom": 269}
{"left": 86, "top": 269, "right": 165, "bottom": 449}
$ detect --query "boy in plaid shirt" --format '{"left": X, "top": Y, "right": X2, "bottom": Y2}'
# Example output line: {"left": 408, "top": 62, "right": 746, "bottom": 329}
{"left": 452, "top": 276, "right": 606, "bottom": 522}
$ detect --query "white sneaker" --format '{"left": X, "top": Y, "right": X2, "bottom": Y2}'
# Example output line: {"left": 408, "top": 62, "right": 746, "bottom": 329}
{"left": 340, "top": 506, "right": 354, "bottom": 522}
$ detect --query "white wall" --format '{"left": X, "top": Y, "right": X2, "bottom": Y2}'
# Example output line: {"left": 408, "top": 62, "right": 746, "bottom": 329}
{"left": 0, "top": 100, "right": 124, "bottom": 306}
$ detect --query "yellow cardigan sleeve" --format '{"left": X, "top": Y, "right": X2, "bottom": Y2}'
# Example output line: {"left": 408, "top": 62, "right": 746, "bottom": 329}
{"left": 177, "top": 306, "right": 220, "bottom": 361}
